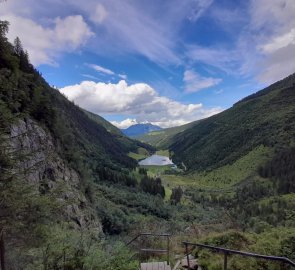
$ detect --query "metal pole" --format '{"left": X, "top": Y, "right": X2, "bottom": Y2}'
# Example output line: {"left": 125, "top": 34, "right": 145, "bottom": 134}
{"left": 185, "top": 243, "right": 190, "bottom": 269}
{"left": 224, "top": 252, "right": 228, "bottom": 270}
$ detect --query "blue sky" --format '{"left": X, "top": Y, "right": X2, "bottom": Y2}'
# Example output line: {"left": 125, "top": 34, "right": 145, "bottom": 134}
{"left": 1, "top": 0, "right": 295, "bottom": 128}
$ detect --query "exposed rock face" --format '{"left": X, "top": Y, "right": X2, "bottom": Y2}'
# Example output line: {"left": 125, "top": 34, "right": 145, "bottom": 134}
{"left": 9, "top": 118, "right": 102, "bottom": 233}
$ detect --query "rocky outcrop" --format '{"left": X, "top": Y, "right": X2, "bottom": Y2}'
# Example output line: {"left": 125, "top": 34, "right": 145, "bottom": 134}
{"left": 9, "top": 118, "right": 102, "bottom": 233}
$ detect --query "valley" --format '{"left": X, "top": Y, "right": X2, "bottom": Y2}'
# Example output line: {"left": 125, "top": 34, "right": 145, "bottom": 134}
{"left": 0, "top": 19, "right": 295, "bottom": 270}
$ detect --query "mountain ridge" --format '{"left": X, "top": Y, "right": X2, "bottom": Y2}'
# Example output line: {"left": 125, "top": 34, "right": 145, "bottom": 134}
{"left": 122, "top": 123, "right": 162, "bottom": 137}
{"left": 169, "top": 72, "right": 295, "bottom": 172}
{"left": 135, "top": 120, "right": 199, "bottom": 149}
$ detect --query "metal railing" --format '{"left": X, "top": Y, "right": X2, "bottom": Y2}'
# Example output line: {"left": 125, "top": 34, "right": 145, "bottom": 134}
{"left": 126, "top": 233, "right": 171, "bottom": 265}
{"left": 183, "top": 241, "right": 295, "bottom": 270}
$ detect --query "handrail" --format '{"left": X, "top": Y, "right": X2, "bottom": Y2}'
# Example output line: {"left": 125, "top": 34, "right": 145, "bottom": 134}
{"left": 183, "top": 241, "right": 295, "bottom": 269}
{"left": 126, "top": 233, "right": 171, "bottom": 246}
{"left": 126, "top": 233, "right": 171, "bottom": 265}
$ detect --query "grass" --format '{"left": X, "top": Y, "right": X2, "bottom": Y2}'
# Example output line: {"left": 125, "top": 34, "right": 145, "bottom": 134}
{"left": 140, "top": 165, "right": 173, "bottom": 177}
{"left": 128, "top": 152, "right": 147, "bottom": 161}
{"left": 160, "top": 145, "right": 273, "bottom": 191}
{"left": 258, "top": 193, "right": 295, "bottom": 205}
{"left": 164, "top": 186, "right": 172, "bottom": 201}
{"left": 155, "top": 149, "right": 170, "bottom": 157}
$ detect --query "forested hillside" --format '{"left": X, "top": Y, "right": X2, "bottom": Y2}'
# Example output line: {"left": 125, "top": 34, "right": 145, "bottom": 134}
{"left": 136, "top": 120, "right": 198, "bottom": 149}
{"left": 0, "top": 20, "right": 224, "bottom": 269}
{"left": 0, "top": 20, "right": 169, "bottom": 269}
{"left": 83, "top": 109, "right": 154, "bottom": 158}
{"left": 1, "top": 18, "right": 295, "bottom": 270}
{"left": 170, "top": 73, "right": 295, "bottom": 172}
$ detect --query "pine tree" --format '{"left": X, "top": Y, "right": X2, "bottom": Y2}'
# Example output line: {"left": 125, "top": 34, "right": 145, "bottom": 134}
{"left": 13, "top": 37, "right": 23, "bottom": 56}
{"left": 170, "top": 186, "right": 183, "bottom": 204}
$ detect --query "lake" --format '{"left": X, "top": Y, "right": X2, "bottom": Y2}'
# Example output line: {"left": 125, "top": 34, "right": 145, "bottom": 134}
{"left": 138, "top": 154, "right": 175, "bottom": 166}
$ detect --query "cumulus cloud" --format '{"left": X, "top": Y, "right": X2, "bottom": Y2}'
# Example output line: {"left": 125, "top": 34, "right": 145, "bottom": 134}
{"left": 2, "top": 14, "right": 93, "bottom": 65}
{"left": 184, "top": 70, "right": 222, "bottom": 93}
{"left": 111, "top": 118, "right": 138, "bottom": 129}
{"left": 60, "top": 80, "right": 222, "bottom": 128}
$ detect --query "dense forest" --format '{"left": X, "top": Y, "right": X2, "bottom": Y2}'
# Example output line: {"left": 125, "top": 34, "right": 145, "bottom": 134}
{"left": 0, "top": 20, "right": 192, "bottom": 269}
{"left": 169, "top": 74, "right": 295, "bottom": 172}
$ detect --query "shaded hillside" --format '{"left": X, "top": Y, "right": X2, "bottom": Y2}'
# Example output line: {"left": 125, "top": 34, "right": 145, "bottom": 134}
{"left": 136, "top": 121, "right": 198, "bottom": 149}
{"left": 83, "top": 109, "right": 154, "bottom": 156}
{"left": 0, "top": 21, "right": 163, "bottom": 268}
{"left": 122, "top": 123, "right": 162, "bottom": 137}
{"left": 83, "top": 109, "right": 123, "bottom": 136}
{"left": 170, "top": 73, "right": 295, "bottom": 172}
{"left": 0, "top": 23, "right": 152, "bottom": 176}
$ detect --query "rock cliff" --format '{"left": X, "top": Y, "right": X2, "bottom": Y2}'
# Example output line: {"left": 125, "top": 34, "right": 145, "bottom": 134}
{"left": 9, "top": 117, "right": 102, "bottom": 233}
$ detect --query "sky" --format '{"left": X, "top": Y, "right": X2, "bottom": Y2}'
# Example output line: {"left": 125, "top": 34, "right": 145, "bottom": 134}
{"left": 1, "top": 0, "right": 295, "bottom": 128}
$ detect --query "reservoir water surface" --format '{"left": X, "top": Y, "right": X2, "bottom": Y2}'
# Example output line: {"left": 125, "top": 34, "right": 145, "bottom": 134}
{"left": 138, "top": 154, "right": 174, "bottom": 166}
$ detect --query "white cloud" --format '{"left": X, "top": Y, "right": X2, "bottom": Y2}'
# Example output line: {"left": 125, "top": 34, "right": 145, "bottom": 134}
{"left": 261, "top": 28, "right": 295, "bottom": 54}
{"left": 214, "top": 89, "right": 224, "bottom": 94}
{"left": 250, "top": 0, "right": 295, "bottom": 32}
{"left": 0, "top": 0, "right": 214, "bottom": 69}
{"left": 87, "top": 64, "right": 128, "bottom": 80}
{"left": 118, "top": 74, "right": 127, "bottom": 80}
{"left": 2, "top": 14, "right": 93, "bottom": 65}
{"left": 184, "top": 70, "right": 222, "bottom": 93}
{"left": 185, "top": 1, "right": 295, "bottom": 84}
{"left": 60, "top": 80, "right": 222, "bottom": 128}
{"left": 188, "top": 0, "right": 214, "bottom": 21}
{"left": 249, "top": 0, "right": 295, "bottom": 82}
{"left": 88, "top": 64, "right": 115, "bottom": 75}
{"left": 81, "top": 74, "right": 99, "bottom": 80}
{"left": 78, "top": 0, "right": 213, "bottom": 65}
{"left": 186, "top": 45, "right": 242, "bottom": 75}
{"left": 90, "top": 3, "right": 108, "bottom": 24}
{"left": 111, "top": 118, "right": 138, "bottom": 129}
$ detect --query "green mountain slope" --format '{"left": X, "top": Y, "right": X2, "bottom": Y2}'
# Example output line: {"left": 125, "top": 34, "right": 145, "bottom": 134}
{"left": 170, "top": 73, "right": 295, "bottom": 172}
{"left": 0, "top": 21, "right": 163, "bottom": 268}
{"left": 136, "top": 120, "right": 198, "bottom": 149}
{"left": 0, "top": 37, "right": 153, "bottom": 177}
{"left": 83, "top": 109, "right": 154, "bottom": 158}
{"left": 83, "top": 109, "right": 123, "bottom": 136}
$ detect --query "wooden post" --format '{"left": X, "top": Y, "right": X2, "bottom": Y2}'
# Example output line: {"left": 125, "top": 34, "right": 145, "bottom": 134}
{"left": 223, "top": 252, "right": 228, "bottom": 270}
{"left": 167, "top": 235, "right": 170, "bottom": 265}
{"left": 185, "top": 243, "right": 190, "bottom": 269}
{"left": 0, "top": 230, "right": 5, "bottom": 270}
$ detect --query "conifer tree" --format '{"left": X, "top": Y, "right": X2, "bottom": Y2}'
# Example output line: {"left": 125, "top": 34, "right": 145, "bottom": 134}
{"left": 13, "top": 37, "right": 23, "bottom": 56}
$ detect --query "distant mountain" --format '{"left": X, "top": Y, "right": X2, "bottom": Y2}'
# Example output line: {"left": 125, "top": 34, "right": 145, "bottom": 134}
{"left": 135, "top": 121, "right": 199, "bottom": 149}
{"left": 122, "top": 123, "right": 162, "bottom": 137}
{"left": 83, "top": 110, "right": 154, "bottom": 154}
